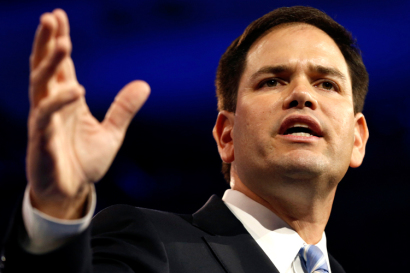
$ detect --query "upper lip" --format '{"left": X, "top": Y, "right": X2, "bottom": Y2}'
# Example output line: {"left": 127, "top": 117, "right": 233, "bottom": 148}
{"left": 278, "top": 115, "right": 323, "bottom": 137}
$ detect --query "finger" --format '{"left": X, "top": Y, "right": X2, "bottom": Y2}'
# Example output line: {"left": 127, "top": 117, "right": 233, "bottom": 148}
{"left": 53, "top": 9, "right": 76, "bottom": 82}
{"left": 34, "top": 85, "right": 84, "bottom": 131}
{"left": 53, "top": 8, "right": 70, "bottom": 37}
{"left": 30, "top": 35, "right": 72, "bottom": 106}
{"left": 103, "top": 80, "right": 150, "bottom": 136}
{"left": 30, "top": 13, "right": 58, "bottom": 70}
{"left": 57, "top": 57, "right": 77, "bottom": 82}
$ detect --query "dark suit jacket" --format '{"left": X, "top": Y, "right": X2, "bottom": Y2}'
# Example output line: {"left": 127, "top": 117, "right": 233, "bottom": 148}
{"left": 2, "top": 195, "right": 346, "bottom": 273}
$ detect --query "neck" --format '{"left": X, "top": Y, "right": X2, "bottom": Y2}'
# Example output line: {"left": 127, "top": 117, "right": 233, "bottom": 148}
{"left": 230, "top": 171, "right": 337, "bottom": 244}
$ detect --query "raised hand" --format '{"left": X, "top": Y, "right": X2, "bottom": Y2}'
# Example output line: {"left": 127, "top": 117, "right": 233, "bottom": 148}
{"left": 27, "top": 9, "right": 150, "bottom": 219}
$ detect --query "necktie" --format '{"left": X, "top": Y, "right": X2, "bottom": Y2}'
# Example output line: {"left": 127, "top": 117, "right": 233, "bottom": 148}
{"left": 298, "top": 245, "right": 329, "bottom": 273}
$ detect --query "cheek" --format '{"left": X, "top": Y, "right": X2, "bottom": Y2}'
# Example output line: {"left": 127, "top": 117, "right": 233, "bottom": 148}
{"left": 235, "top": 95, "right": 280, "bottom": 138}
{"left": 234, "top": 97, "right": 276, "bottom": 155}
{"left": 321, "top": 93, "right": 354, "bottom": 130}
{"left": 323, "top": 102, "right": 355, "bottom": 154}
{"left": 234, "top": 105, "right": 262, "bottom": 147}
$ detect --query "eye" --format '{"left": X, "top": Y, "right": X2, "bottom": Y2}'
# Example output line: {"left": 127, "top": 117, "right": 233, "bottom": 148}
{"left": 315, "top": 80, "right": 339, "bottom": 91}
{"left": 258, "top": 78, "right": 282, "bottom": 89}
{"left": 265, "top": 79, "right": 279, "bottom": 87}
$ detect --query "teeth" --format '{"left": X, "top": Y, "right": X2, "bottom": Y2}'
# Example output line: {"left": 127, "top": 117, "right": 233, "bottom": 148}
{"left": 291, "top": 123, "right": 309, "bottom": 128}
{"left": 290, "top": 132, "right": 313, "bottom": 137}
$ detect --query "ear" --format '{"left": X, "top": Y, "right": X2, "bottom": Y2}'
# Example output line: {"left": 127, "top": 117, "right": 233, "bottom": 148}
{"left": 213, "top": 111, "right": 235, "bottom": 163}
{"left": 350, "top": 113, "right": 369, "bottom": 168}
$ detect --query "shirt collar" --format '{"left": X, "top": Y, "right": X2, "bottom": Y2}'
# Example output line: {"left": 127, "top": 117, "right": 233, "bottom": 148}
{"left": 222, "top": 189, "right": 329, "bottom": 273}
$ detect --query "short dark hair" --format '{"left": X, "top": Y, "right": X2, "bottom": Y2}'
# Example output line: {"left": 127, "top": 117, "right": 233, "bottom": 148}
{"left": 215, "top": 6, "right": 369, "bottom": 183}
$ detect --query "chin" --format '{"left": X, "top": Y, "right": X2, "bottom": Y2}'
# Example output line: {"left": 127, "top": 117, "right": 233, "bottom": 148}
{"left": 271, "top": 154, "right": 328, "bottom": 180}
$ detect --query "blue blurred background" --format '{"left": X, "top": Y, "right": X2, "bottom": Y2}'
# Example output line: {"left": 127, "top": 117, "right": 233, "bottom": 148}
{"left": 1, "top": 0, "right": 409, "bottom": 271}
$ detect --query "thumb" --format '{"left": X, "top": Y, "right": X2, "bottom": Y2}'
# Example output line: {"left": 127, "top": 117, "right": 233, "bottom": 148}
{"left": 103, "top": 80, "right": 150, "bottom": 135}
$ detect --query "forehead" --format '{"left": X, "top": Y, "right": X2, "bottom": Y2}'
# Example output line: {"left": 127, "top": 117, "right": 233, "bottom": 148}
{"left": 243, "top": 23, "right": 350, "bottom": 83}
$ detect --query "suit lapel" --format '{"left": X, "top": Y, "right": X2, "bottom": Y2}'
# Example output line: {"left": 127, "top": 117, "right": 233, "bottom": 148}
{"left": 329, "top": 254, "right": 346, "bottom": 273}
{"left": 192, "top": 195, "right": 280, "bottom": 273}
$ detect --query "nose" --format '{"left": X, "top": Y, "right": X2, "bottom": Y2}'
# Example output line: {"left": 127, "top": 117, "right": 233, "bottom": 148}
{"left": 283, "top": 82, "right": 318, "bottom": 110}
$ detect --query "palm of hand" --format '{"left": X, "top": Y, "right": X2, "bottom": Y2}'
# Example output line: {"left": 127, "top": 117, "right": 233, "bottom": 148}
{"left": 27, "top": 9, "right": 149, "bottom": 219}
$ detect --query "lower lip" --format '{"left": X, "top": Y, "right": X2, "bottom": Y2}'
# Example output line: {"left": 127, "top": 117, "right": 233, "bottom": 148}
{"left": 277, "top": 134, "right": 321, "bottom": 143}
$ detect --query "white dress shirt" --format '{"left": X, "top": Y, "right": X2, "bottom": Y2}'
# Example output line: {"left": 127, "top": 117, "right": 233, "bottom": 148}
{"left": 222, "top": 189, "right": 331, "bottom": 273}
{"left": 22, "top": 187, "right": 331, "bottom": 272}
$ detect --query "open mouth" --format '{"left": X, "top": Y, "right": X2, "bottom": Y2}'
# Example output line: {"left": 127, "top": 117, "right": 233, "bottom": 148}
{"left": 283, "top": 124, "right": 319, "bottom": 137}
{"left": 279, "top": 116, "right": 323, "bottom": 138}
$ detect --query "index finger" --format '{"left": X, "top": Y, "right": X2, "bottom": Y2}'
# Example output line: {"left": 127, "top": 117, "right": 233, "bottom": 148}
{"left": 53, "top": 9, "right": 70, "bottom": 37}
{"left": 30, "top": 13, "right": 57, "bottom": 71}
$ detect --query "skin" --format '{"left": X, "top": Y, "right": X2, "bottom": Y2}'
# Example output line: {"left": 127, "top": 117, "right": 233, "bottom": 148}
{"left": 213, "top": 23, "right": 369, "bottom": 244}
{"left": 27, "top": 9, "right": 150, "bottom": 219}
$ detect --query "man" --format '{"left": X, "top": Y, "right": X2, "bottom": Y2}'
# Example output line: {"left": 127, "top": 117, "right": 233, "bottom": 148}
{"left": 2, "top": 6, "right": 368, "bottom": 273}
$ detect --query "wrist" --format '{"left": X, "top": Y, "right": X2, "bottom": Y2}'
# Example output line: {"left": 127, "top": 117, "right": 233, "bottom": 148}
{"left": 29, "top": 183, "right": 91, "bottom": 220}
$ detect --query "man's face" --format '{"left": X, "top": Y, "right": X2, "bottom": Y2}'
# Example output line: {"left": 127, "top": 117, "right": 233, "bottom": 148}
{"left": 229, "top": 23, "right": 366, "bottom": 190}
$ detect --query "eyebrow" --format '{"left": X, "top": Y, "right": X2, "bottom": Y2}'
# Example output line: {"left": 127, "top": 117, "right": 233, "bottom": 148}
{"left": 249, "top": 65, "right": 289, "bottom": 81}
{"left": 249, "top": 64, "right": 348, "bottom": 83}
{"left": 309, "top": 64, "right": 348, "bottom": 83}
